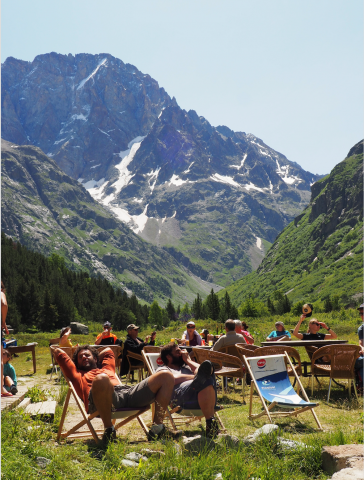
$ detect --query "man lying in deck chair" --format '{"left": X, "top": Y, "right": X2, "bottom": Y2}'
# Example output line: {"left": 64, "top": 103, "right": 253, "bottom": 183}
{"left": 52, "top": 344, "right": 174, "bottom": 442}
{"left": 157, "top": 343, "right": 219, "bottom": 438}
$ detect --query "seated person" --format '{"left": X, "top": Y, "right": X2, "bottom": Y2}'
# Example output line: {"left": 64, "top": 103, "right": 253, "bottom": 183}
{"left": 181, "top": 322, "right": 202, "bottom": 346}
{"left": 293, "top": 315, "right": 337, "bottom": 340}
{"left": 95, "top": 321, "right": 118, "bottom": 346}
{"left": 51, "top": 344, "right": 174, "bottom": 442}
{"left": 266, "top": 321, "right": 291, "bottom": 342}
{"left": 59, "top": 327, "right": 73, "bottom": 347}
{"left": 3, "top": 349, "right": 17, "bottom": 395}
{"left": 157, "top": 342, "right": 219, "bottom": 438}
{"left": 120, "top": 324, "right": 156, "bottom": 376}
{"left": 212, "top": 319, "right": 246, "bottom": 351}
{"left": 235, "top": 320, "right": 255, "bottom": 344}
{"left": 355, "top": 304, "right": 364, "bottom": 390}
{"left": 200, "top": 329, "right": 209, "bottom": 344}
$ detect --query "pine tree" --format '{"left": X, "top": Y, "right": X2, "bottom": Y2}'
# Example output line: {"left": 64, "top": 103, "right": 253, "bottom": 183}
{"left": 37, "top": 289, "right": 59, "bottom": 331}
{"left": 148, "top": 300, "right": 163, "bottom": 329}
{"left": 191, "top": 294, "right": 203, "bottom": 320}
{"left": 267, "top": 297, "right": 275, "bottom": 314}
{"left": 324, "top": 296, "right": 332, "bottom": 313}
{"left": 166, "top": 298, "right": 176, "bottom": 321}
{"left": 206, "top": 289, "right": 220, "bottom": 320}
{"left": 283, "top": 295, "right": 291, "bottom": 314}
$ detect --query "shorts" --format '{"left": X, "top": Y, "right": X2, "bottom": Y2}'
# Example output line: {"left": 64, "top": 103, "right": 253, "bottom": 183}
{"left": 171, "top": 375, "right": 217, "bottom": 411}
{"left": 88, "top": 377, "right": 155, "bottom": 414}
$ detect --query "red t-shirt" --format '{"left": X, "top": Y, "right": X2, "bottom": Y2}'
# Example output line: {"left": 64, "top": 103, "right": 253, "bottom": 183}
{"left": 57, "top": 349, "right": 119, "bottom": 412}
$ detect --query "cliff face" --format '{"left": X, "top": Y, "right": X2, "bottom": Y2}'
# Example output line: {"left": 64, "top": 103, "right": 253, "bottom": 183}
{"left": 220, "top": 140, "right": 363, "bottom": 305}
{"left": 1, "top": 140, "right": 221, "bottom": 305}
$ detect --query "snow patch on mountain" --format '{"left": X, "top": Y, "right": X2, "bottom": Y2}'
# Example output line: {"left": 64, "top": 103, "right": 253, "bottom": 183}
{"left": 183, "top": 161, "right": 195, "bottom": 174}
{"left": 168, "top": 174, "right": 187, "bottom": 186}
{"left": 77, "top": 58, "right": 107, "bottom": 90}
{"left": 210, "top": 173, "right": 240, "bottom": 188}
{"left": 243, "top": 182, "right": 267, "bottom": 193}
{"left": 231, "top": 153, "right": 247, "bottom": 170}
{"left": 256, "top": 236, "right": 262, "bottom": 250}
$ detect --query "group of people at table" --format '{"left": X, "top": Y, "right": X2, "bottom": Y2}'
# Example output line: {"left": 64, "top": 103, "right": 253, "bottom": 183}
{"left": 47, "top": 304, "right": 364, "bottom": 443}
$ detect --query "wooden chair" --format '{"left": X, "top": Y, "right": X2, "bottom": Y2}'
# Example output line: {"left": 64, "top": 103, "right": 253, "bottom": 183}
{"left": 57, "top": 374, "right": 150, "bottom": 443}
{"left": 252, "top": 346, "right": 302, "bottom": 378}
{"left": 311, "top": 345, "right": 361, "bottom": 401}
{"left": 49, "top": 337, "right": 61, "bottom": 379}
{"left": 217, "top": 345, "right": 245, "bottom": 393}
{"left": 236, "top": 343, "right": 260, "bottom": 351}
{"left": 126, "top": 351, "right": 146, "bottom": 384}
{"left": 142, "top": 350, "right": 226, "bottom": 434}
{"left": 244, "top": 352, "right": 322, "bottom": 430}
{"left": 143, "top": 346, "right": 162, "bottom": 354}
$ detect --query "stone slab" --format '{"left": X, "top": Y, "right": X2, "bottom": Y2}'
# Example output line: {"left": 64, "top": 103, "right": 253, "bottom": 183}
{"left": 322, "top": 445, "right": 364, "bottom": 474}
{"left": 25, "top": 400, "right": 57, "bottom": 418}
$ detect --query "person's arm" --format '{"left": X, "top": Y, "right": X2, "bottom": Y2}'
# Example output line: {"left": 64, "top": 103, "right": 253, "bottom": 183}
{"left": 181, "top": 349, "right": 199, "bottom": 373}
{"left": 1, "top": 292, "right": 9, "bottom": 334}
{"left": 292, "top": 315, "right": 305, "bottom": 340}
{"left": 8, "top": 364, "right": 17, "bottom": 386}
{"left": 276, "top": 335, "right": 291, "bottom": 342}
{"left": 124, "top": 337, "right": 145, "bottom": 355}
{"left": 238, "top": 333, "right": 247, "bottom": 344}
{"left": 266, "top": 332, "right": 275, "bottom": 342}
{"left": 51, "top": 347, "right": 80, "bottom": 380}
{"left": 212, "top": 336, "right": 224, "bottom": 351}
{"left": 318, "top": 322, "right": 337, "bottom": 339}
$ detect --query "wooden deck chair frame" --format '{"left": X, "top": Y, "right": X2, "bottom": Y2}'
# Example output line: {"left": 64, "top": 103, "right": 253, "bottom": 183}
{"left": 244, "top": 352, "right": 322, "bottom": 430}
{"left": 142, "top": 350, "right": 226, "bottom": 434}
{"left": 49, "top": 338, "right": 61, "bottom": 379}
{"left": 57, "top": 374, "right": 150, "bottom": 443}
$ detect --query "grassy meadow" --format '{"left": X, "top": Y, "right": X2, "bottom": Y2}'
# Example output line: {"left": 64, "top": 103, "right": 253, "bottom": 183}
{"left": 2, "top": 310, "right": 363, "bottom": 479}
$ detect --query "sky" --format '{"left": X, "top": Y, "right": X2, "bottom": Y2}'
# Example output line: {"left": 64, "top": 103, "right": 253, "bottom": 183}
{"left": 2, "top": 0, "right": 363, "bottom": 175}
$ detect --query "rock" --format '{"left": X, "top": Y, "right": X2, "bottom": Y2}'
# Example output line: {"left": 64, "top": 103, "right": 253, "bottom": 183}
{"left": 329, "top": 468, "right": 364, "bottom": 480}
{"left": 70, "top": 322, "right": 89, "bottom": 335}
{"left": 214, "top": 474, "right": 223, "bottom": 479}
{"left": 216, "top": 434, "right": 240, "bottom": 448}
{"left": 124, "top": 452, "right": 147, "bottom": 462}
{"left": 182, "top": 435, "right": 215, "bottom": 452}
{"left": 121, "top": 459, "right": 139, "bottom": 468}
{"left": 140, "top": 448, "right": 165, "bottom": 457}
{"left": 277, "top": 438, "right": 308, "bottom": 451}
{"left": 322, "top": 445, "right": 364, "bottom": 474}
{"left": 243, "top": 424, "right": 279, "bottom": 444}
{"left": 36, "top": 457, "right": 51, "bottom": 468}
{"left": 173, "top": 443, "right": 182, "bottom": 456}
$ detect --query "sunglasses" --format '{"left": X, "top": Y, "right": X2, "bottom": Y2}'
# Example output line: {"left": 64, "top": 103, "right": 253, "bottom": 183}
{"left": 187, "top": 325, "right": 195, "bottom": 329}
{"left": 312, "top": 322, "right": 320, "bottom": 327}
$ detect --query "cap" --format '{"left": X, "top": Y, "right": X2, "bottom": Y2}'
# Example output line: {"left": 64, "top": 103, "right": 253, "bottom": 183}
{"left": 275, "top": 321, "right": 285, "bottom": 328}
{"left": 302, "top": 303, "right": 313, "bottom": 317}
{"left": 127, "top": 324, "right": 140, "bottom": 331}
{"left": 103, "top": 321, "right": 112, "bottom": 328}
{"left": 200, "top": 329, "right": 209, "bottom": 334}
{"left": 186, "top": 321, "right": 195, "bottom": 327}
{"left": 358, "top": 304, "right": 364, "bottom": 310}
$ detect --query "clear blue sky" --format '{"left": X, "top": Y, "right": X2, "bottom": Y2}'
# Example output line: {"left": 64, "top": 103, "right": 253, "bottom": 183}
{"left": 2, "top": 0, "right": 363, "bottom": 174}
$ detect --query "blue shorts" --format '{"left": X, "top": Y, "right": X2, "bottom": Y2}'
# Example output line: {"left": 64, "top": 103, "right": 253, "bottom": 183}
{"left": 171, "top": 375, "right": 217, "bottom": 411}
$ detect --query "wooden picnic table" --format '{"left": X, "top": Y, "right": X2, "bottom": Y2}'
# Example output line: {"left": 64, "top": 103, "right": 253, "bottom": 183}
{"left": 7, "top": 343, "right": 38, "bottom": 374}
{"left": 261, "top": 340, "right": 348, "bottom": 348}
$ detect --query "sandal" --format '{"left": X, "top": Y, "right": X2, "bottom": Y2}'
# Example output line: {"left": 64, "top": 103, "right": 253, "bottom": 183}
{"left": 1, "top": 392, "right": 13, "bottom": 397}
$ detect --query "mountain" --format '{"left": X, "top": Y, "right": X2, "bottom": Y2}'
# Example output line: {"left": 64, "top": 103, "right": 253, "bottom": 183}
{"left": 2, "top": 52, "right": 322, "bottom": 285}
{"left": 219, "top": 140, "right": 363, "bottom": 306}
{"left": 1, "top": 139, "right": 221, "bottom": 305}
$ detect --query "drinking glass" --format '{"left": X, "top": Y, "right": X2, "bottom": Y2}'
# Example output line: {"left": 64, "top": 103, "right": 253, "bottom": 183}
{"left": 208, "top": 340, "right": 213, "bottom": 346}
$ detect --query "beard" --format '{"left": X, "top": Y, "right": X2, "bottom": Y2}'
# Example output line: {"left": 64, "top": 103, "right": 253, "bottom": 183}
{"left": 77, "top": 359, "right": 97, "bottom": 371}
{"left": 171, "top": 354, "right": 185, "bottom": 368}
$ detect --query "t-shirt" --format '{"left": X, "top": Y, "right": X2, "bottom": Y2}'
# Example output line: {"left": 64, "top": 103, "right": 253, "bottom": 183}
{"left": 182, "top": 331, "right": 202, "bottom": 346}
{"left": 301, "top": 332, "right": 326, "bottom": 341}
{"left": 57, "top": 349, "right": 119, "bottom": 412}
{"left": 59, "top": 337, "right": 73, "bottom": 348}
{"left": 358, "top": 324, "right": 364, "bottom": 341}
{"left": 268, "top": 330, "right": 291, "bottom": 339}
{"left": 96, "top": 332, "right": 118, "bottom": 345}
{"left": 156, "top": 364, "right": 194, "bottom": 391}
{"left": 3, "top": 363, "right": 17, "bottom": 386}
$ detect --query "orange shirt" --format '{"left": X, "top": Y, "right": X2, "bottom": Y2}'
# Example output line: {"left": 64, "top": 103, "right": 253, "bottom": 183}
{"left": 95, "top": 332, "right": 118, "bottom": 344}
{"left": 57, "top": 349, "right": 119, "bottom": 412}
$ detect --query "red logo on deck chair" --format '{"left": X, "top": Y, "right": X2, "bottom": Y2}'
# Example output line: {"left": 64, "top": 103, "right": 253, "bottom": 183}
{"left": 156, "top": 357, "right": 164, "bottom": 366}
{"left": 257, "top": 359, "right": 266, "bottom": 369}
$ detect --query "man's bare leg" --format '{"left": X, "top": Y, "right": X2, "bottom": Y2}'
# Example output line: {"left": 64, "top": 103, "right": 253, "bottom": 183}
{"left": 197, "top": 385, "right": 215, "bottom": 419}
{"left": 146, "top": 371, "right": 174, "bottom": 424}
{"left": 91, "top": 374, "right": 113, "bottom": 428}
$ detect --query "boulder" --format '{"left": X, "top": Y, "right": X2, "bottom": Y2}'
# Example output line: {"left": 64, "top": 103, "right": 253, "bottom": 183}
{"left": 322, "top": 445, "right": 364, "bottom": 474}
{"left": 182, "top": 435, "right": 215, "bottom": 452}
{"left": 329, "top": 468, "right": 364, "bottom": 480}
{"left": 36, "top": 457, "right": 51, "bottom": 468}
{"left": 70, "top": 322, "right": 89, "bottom": 335}
{"left": 125, "top": 452, "right": 147, "bottom": 462}
{"left": 216, "top": 434, "right": 240, "bottom": 448}
{"left": 243, "top": 424, "right": 279, "bottom": 445}
{"left": 140, "top": 448, "right": 165, "bottom": 458}
{"left": 121, "top": 459, "right": 139, "bottom": 468}
{"left": 277, "top": 438, "right": 308, "bottom": 451}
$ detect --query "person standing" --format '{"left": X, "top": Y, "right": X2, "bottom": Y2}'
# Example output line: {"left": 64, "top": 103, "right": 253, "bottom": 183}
{"left": 1, "top": 281, "right": 12, "bottom": 397}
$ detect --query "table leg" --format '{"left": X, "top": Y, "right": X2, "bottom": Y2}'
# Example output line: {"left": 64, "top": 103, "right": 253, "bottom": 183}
{"left": 32, "top": 348, "right": 36, "bottom": 374}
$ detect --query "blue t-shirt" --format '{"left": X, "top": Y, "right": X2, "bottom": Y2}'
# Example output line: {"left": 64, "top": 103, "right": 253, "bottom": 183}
{"left": 268, "top": 330, "right": 291, "bottom": 339}
{"left": 358, "top": 324, "right": 363, "bottom": 341}
{"left": 3, "top": 363, "right": 17, "bottom": 386}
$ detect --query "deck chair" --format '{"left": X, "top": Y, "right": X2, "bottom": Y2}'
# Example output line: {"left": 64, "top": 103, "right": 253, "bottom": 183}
{"left": 142, "top": 350, "right": 226, "bottom": 434}
{"left": 244, "top": 353, "right": 322, "bottom": 430}
{"left": 311, "top": 345, "right": 361, "bottom": 401}
{"left": 252, "top": 346, "right": 302, "bottom": 378}
{"left": 49, "top": 344, "right": 73, "bottom": 380}
{"left": 235, "top": 344, "right": 261, "bottom": 400}
{"left": 218, "top": 345, "right": 245, "bottom": 394}
{"left": 49, "top": 337, "right": 61, "bottom": 378}
{"left": 93, "top": 345, "right": 123, "bottom": 375}
{"left": 57, "top": 370, "right": 150, "bottom": 443}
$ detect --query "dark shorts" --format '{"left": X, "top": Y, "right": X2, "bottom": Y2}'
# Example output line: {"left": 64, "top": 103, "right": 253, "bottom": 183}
{"left": 172, "top": 375, "right": 217, "bottom": 411}
{"left": 88, "top": 377, "right": 155, "bottom": 414}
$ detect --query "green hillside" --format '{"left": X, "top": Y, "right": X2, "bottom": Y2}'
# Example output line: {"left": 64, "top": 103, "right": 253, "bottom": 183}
{"left": 220, "top": 141, "right": 363, "bottom": 307}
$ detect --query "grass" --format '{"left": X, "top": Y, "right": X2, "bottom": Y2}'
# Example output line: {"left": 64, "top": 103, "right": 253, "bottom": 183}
{"left": 2, "top": 312, "right": 363, "bottom": 479}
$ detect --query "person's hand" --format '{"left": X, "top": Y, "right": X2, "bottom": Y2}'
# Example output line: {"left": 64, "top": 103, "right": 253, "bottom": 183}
{"left": 319, "top": 322, "right": 328, "bottom": 330}
{"left": 4, "top": 326, "right": 9, "bottom": 335}
{"left": 299, "top": 314, "right": 306, "bottom": 322}
{"left": 180, "top": 349, "right": 189, "bottom": 363}
{"left": 102, "top": 330, "right": 109, "bottom": 338}
{"left": 145, "top": 335, "right": 151, "bottom": 342}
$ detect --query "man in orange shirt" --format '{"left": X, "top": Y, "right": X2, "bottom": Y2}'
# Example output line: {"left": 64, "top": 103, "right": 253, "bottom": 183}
{"left": 51, "top": 344, "right": 174, "bottom": 442}
{"left": 95, "top": 321, "right": 118, "bottom": 345}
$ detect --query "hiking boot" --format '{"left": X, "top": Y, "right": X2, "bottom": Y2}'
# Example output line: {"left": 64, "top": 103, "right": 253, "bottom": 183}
{"left": 206, "top": 417, "right": 220, "bottom": 439}
{"left": 190, "top": 361, "right": 214, "bottom": 391}
{"left": 148, "top": 424, "right": 166, "bottom": 441}
{"left": 10, "top": 385, "right": 18, "bottom": 395}
{"left": 102, "top": 426, "right": 116, "bottom": 444}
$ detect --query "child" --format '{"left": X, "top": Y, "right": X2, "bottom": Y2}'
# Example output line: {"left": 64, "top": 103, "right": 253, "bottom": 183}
{"left": 3, "top": 349, "right": 17, "bottom": 395}
{"left": 59, "top": 327, "right": 73, "bottom": 348}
